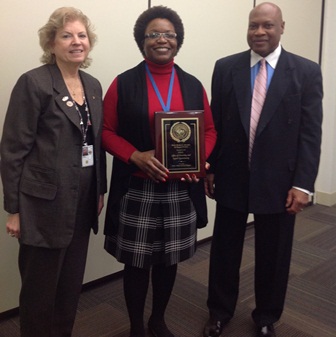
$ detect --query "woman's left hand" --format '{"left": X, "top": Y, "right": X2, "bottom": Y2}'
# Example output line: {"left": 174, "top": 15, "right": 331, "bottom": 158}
{"left": 180, "top": 162, "right": 210, "bottom": 183}
{"left": 181, "top": 174, "right": 199, "bottom": 183}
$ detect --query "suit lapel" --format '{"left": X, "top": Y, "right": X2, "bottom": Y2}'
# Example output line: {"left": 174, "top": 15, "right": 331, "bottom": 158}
{"left": 256, "top": 50, "right": 292, "bottom": 136}
{"left": 48, "top": 65, "right": 101, "bottom": 139}
{"left": 232, "top": 51, "right": 252, "bottom": 138}
{"left": 232, "top": 50, "right": 293, "bottom": 140}
{"left": 48, "top": 64, "right": 82, "bottom": 132}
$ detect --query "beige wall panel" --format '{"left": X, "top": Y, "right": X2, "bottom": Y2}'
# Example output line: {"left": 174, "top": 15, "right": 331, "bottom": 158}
{"left": 152, "top": 0, "right": 254, "bottom": 95}
{"left": 0, "top": 0, "right": 149, "bottom": 314}
{"left": 256, "top": 0, "right": 322, "bottom": 62}
{"left": 316, "top": 0, "right": 336, "bottom": 205}
{"left": 151, "top": 0, "right": 254, "bottom": 239}
{"left": 0, "top": 0, "right": 325, "bottom": 313}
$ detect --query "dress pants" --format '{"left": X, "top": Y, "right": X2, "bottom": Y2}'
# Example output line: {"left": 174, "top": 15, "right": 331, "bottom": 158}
{"left": 18, "top": 222, "right": 91, "bottom": 337}
{"left": 207, "top": 204, "right": 295, "bottom": 326}
{"left": 18, "top": 167, "right": 95, "bottom": 337}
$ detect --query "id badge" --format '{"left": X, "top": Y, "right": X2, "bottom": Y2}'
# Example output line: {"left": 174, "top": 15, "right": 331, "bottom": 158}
{"left": 82, "top": 145, "right": 94, "bottom": 167}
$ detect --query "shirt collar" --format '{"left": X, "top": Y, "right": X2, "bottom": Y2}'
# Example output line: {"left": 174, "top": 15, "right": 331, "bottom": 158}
{"left": 250, "top": 44, "right": 282, "bottom": 68}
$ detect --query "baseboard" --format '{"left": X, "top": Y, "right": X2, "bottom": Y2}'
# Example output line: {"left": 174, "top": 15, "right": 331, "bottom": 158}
{"left": 0, "top": 221, "right": 254, "bottom": 321}
{"left": 0, "top": 307, "right": 18, "bottom": 321}
{"left": 315, "top": 191, "right": 336, "bottom": 206}
{"left": 82, "top": 270, "right": 124, "bottom": 291}
{"left": 0, "top": 271, "right": 125, "bottom": 321}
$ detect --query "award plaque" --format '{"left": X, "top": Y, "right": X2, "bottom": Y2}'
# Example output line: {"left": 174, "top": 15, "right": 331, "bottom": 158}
{"left": 155, "top": 110, "right": 205, "bottom": 178}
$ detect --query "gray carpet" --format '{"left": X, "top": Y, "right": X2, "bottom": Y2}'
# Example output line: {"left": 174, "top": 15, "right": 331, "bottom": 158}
{"left": 0, "top": 203, "right": 335, "bottom": 337}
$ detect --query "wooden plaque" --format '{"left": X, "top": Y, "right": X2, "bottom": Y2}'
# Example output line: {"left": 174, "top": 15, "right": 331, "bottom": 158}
{"left": 155, "top": 110, "right": 205, "bottom": 178}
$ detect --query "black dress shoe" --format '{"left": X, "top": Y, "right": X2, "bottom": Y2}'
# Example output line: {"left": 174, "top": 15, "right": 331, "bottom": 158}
{"left": 203, "top": 318, "right": 226, "bottom": 337}
{"left": 257, "top": 324, "right": 276, "bottom": 337}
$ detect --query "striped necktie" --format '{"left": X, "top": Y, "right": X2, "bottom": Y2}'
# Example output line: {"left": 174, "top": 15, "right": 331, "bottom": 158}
{"left": 249, "top": 58, "right": 267, "bottom": 163}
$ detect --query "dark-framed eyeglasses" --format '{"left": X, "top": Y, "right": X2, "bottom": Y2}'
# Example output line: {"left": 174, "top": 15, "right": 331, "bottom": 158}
{"left": 144, "top": 32, "right": 177, "bottom": 40}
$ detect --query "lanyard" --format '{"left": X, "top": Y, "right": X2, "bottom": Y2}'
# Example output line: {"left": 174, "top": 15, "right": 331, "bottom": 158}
{"left": 145, "top": 63, "right": 175, "bottom": 112}
{"left": 74, "top": 97, "right": 91, "bottom": 145}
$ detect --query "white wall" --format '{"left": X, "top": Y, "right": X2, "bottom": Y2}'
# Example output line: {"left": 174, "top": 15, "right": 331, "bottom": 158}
{"left": 0, "top": 0, "right": 150, "bottom": 314}
{"left": 316, "top": 0, "right": 336, "bottom": 206}
{"left": 257, "top": 0, "right": 322, "bottom": 62}
{"left": 0, "top": 0, "right": 328, "bottom": 313}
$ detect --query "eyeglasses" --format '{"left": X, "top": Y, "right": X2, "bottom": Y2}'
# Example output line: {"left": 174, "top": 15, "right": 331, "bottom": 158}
{"left": 144, "top": 32, "right": 177, "bottom": 40}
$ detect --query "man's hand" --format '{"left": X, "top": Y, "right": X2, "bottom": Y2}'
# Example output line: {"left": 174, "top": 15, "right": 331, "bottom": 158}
{"left": 285, "top": 188, "right": 310, "bottom": 214}
{"left": 205, "top": 173, "right": 215, "bottom": 199}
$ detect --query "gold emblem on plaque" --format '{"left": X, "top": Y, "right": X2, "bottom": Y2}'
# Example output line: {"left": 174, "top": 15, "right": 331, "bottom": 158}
{"left": 170, "top": 122, "right": 191, "bottom": 143}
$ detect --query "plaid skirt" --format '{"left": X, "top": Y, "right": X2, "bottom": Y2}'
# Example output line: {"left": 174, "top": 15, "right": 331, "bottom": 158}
{"left": 104, "top": 176, "right": 197, "bottom": 269}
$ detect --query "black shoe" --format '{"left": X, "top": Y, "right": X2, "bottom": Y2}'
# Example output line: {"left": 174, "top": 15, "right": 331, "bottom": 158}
{"left": 148, "top": 318, "right": 174, "bottom": 337}
{"left": 257, "top": 324, "right": 276, "bottom": 337}
{"left": 203, "top": 318, "right": 226, "bottom": 337}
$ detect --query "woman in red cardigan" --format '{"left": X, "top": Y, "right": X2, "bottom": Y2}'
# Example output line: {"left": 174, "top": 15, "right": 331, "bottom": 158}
{"left": 102, "top": 6, "right": 216, "bottom": 337}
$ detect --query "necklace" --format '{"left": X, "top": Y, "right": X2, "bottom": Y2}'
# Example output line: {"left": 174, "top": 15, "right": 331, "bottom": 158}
{"left": 65, "top": 76, "right": 82, "bottom": 99}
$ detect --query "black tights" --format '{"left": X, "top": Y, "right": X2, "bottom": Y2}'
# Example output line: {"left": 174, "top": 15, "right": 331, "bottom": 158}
{"left": 123, "top": 263, "right": 177, "bottom": 336}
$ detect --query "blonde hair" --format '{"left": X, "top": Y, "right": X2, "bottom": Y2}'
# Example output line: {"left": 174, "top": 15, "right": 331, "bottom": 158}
{"left": 38, "top": 7, "right": 97, "bottom": 68}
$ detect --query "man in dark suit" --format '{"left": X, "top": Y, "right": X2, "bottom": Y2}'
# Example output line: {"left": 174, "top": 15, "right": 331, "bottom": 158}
{"left": 203, "top": 2, "right": 323, "bottom": 337}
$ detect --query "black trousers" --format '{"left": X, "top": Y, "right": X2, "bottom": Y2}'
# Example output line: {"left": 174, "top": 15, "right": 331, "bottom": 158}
{"left": 18, "top": 167, "right": 95, "bottom": 337}
{"left": 19, "top": 220, "right": 90, "bottom": 337}
{"left": 18, "top": 222, "right": 91, "bottom": 337}
{"left": 207, "top": 205, "right": 295, "bottom": 327}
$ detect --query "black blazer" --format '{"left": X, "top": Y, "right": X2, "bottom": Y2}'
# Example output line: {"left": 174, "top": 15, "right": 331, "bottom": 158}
{"left": 208, "top": 48, "right": 323, "bottom": 214}
{"left": 1, "top": 64, "right": 107, "bottom": 248}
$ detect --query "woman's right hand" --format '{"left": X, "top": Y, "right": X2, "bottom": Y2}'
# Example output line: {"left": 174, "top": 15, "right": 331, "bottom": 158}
{"left": 130, "top": 150, "right": 169, "bottom": 183}
{"left": 6, "top": 213, "right": 20, "bottom": 239}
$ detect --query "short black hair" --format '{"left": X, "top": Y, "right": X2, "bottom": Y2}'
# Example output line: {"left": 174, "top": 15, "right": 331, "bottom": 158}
{"left": 133, "top": 5, "right": 184, "bottom": 57}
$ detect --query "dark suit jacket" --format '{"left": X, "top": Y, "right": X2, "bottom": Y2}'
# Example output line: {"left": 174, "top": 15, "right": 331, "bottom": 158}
{"left": 0, "top": 64, "right": 107, "bottom": 248}
{"left": 208, "top": 48, "right": 323, "bottom": 214}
